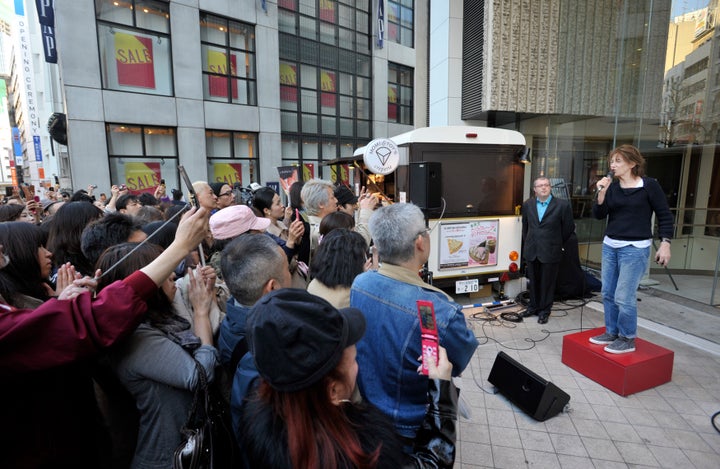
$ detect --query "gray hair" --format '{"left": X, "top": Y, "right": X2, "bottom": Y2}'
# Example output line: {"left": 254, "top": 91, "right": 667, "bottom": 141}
{"left": 300, "top": 179, "right": 334, "bottom": 216}
{"left": 533, "top": 176, "right": 550, "bottom": 188}
{"left": 369, "top": 203, "right": 426, "bottom": 264}
{"left": 221, "top": 233, "right": 287, "bottom": 305}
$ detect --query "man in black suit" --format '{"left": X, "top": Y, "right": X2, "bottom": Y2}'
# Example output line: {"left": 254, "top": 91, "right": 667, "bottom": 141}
{"left": 521, "top": 177, "right": 575, "bottom": 324}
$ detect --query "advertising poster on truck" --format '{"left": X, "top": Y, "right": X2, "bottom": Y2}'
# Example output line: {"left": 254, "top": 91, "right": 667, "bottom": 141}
{"left": 439, "top": 219, "right": 499, "bottom": 269}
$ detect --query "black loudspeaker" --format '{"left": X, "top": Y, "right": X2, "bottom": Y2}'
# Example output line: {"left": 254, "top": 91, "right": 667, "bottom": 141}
{"left": 488, "top": 351, "right": 570, "bottom": 421}
{"left": 409, "top": 162, "right": 442, "bottom": 209}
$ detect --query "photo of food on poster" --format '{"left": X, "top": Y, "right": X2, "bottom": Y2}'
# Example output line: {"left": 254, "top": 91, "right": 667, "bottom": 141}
{"left": 439, "top": 222, "right": 470, "bottom": 269}
{"left": 439, "top": 219, "right": 499, "bottom": 269}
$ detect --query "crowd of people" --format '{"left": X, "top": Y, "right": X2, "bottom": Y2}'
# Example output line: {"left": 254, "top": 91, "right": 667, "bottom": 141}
{"left": 0, "top": 176, "right": 478, "bottom": 468}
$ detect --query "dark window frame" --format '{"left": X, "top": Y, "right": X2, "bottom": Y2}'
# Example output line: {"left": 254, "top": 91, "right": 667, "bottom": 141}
{"left": 387, "top": 0, "right": 414, "bottom": 48}
{"left": 95, "top": 0, "right": 174, "bottom": 96}
{"left": 388, "top": 62, "right": 414, "bottom": 125}
{"left": 200, "top": 12, "right": 258, "bottom": 105}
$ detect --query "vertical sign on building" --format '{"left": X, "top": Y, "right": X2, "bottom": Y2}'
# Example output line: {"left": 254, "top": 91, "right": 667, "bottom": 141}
{"left": 377, "top": 0, "right": 385, "bottom": 48}
{"left": 14, "top": 0, "right": 44, "bottom": 181}
{"left": 33, "top": 135, "right": 42, "bottom": 162}
{"left": 35, "top": 0, "right": 56, "bottom": 63}
{"left": 12, "top": 127, "right": 23, "bottom": 166}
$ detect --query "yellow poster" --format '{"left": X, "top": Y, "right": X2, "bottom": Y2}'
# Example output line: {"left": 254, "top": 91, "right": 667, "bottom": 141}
{"left": 125, "top": 162, "right": 161, "bottom": 193}
{"left": 213, "top": 163, "right": 242, "bottom": 186}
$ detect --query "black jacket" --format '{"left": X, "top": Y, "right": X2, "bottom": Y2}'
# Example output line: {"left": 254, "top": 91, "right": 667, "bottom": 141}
{"left": 522, "top": 196, "right": 575, "bottom": 264}
{"left": 239, "top": 379, "right": 458, "bottom": 468}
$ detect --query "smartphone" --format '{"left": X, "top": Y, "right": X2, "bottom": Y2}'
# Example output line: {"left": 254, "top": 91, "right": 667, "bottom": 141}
{"left": 30, "top": 195, "right": 40, "bottom": 215}
{"left": 417, "top": 300, "right": 439, "bottom": 376}
{"left": 118, "top": 184, "right": 128, "bottom": 191}
{"left": 178, "top": 165, "right": 197, "bottom": 207}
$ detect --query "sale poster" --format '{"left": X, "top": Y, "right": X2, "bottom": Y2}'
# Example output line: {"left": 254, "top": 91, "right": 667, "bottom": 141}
{"left": 124, "top": 162, "right": 161, "bottom": 194}
{"left": 213, "top": 163, "right": 242, "bottom": 185}
{"left": 115, "top": 32, "right": 156, "bottom": 89}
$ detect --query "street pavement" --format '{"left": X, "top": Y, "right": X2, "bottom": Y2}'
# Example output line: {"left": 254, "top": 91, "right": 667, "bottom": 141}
{"left": 451, "top": 274, "right": 720, "bottom": 468}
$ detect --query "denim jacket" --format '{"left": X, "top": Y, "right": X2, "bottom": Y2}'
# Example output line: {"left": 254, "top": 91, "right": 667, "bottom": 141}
{"left": 350, "top": 264, "right": 478, "bottom": 438}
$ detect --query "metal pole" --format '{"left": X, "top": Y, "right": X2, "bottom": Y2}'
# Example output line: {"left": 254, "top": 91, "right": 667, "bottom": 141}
{"left": 712, "top": 238, "right": 720, "bottom": 306}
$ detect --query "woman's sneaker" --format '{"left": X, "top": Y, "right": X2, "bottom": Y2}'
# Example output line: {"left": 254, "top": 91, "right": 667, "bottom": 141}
{"left": 604, "top": 337, "right": 636, "bottom": 354}
{"left": 589, "top": 332, "right": 617, "bottom": 345}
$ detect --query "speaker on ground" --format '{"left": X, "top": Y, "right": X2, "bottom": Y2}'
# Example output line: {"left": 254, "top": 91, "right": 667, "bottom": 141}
{"left": 487, "top": 351, "right": 570, "bottom": 421}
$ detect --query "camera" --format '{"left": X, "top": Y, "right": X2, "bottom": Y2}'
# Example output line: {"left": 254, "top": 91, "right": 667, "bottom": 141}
{"left": 119, "top": 184, "right": 128, "bottom": 191}
{"left": 91, "top": 184, "right": 98, "bottom": 189}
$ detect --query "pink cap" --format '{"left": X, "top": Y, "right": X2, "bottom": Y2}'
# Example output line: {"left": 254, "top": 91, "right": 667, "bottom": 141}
{"left": 209, "top": 205, "right": 271, "bottom": 240}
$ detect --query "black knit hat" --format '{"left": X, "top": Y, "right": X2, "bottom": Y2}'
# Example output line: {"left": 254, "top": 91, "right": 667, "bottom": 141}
{"left": 334, "top": 185, "right": 358, "bottom": 206}
{"left": 247, "top": 289, "right": 366, "bottom": 392}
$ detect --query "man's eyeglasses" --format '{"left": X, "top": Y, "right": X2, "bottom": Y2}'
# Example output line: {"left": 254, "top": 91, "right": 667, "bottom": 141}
{"left": 417, "top": 228, "right": 431, "bottom": 238}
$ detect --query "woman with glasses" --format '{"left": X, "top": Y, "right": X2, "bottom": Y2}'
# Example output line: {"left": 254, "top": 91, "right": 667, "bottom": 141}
{"left": 210, "top": 182, "right": 235, "bottom": 211}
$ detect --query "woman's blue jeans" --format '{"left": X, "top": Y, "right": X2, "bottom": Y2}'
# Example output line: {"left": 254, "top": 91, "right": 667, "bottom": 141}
{"left": 601, "top": 243, "right": 650, "bottom": 339}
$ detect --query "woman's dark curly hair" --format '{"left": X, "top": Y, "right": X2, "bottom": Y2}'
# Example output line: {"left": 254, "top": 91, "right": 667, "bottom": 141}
{"left": 95, "top": 242, "right": 173, "bottom": 322}
{"left": 46, "top": 201, "right": 103, "bottom": 275}
{"left": 310, "top": 229, "right": 366, "bottom": 288}
{"left": 0, "top": 222, "right": 51, "bottom": 303}
{"left": 0, "top": 204, "right": 26, "bottom": 222}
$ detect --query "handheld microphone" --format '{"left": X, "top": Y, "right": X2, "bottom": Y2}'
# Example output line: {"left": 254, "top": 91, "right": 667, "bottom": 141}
{"left": 598, "top": 170, "right": 614, "bottom": 191}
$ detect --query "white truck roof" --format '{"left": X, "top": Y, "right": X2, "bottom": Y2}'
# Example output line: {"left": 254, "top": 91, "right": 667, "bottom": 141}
{"left": 353, "top": 126, "right": 526, "bottom": 157}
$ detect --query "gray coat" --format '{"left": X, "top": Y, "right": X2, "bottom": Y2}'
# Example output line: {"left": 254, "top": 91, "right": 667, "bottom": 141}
{"left": 111, "top": 323, "right": 218, "bottom": 469}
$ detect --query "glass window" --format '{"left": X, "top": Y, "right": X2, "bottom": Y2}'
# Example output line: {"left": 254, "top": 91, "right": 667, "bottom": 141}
{"left": 95, "top": 0, "right": 173, "bottom": 95}
{"left": 387, "top": 0, "right": 413, "bottom": 47}
{"left": 301, "top": 89, "right": 318, "bottom": 113}
{"left": 388, "top": 63, "right": 413, "bottom": 124}
{"left": 200, "top": 13, "right": 257, "bottom": 105}
{"left": 299, "top": 15, "right": 317, "bottom": 40}
{"left": 281, "top": 111, "right": 299, "bottom": 132}
{"left": 278, "top": 2, "right": 372, "bottom": 179}
{"left": 106, "top": 123, "right": 178, "bottom": 194}
{"left": 279, "top": 9, "right": 297, "bottom": 35}
{"left": 206, "top": 130, "right": 259, "bottom": 186}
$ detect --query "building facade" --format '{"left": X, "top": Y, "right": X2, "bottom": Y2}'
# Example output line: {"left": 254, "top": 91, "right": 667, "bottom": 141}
{"left": 46, "top": 0, "right": 720, "bottom": 276}
{"left": 53, "top": 0, "right": 426, "bottom": 193}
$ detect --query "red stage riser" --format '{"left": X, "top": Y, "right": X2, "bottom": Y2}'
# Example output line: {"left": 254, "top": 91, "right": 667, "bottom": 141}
{"left": 562, "top": 327, "right": 674, "bottom": 396}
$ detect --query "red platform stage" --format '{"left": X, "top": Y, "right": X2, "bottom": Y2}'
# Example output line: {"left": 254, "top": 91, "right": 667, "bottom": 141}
{"left": 562, "top": 327, "right": 674, "bottom": 396}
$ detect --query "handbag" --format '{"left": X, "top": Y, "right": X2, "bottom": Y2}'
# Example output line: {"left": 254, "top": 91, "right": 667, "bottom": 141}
{"left": 173, "top": 359, "right": 239, "bottom": 469}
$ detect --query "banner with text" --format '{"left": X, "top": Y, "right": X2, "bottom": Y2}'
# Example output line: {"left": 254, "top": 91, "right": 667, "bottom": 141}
{"left": 213, "top": 162, "right": 243, "bottom": 186}
{"left": 280, "top": 63, "right": 298, "bottom": 103}
{"left": 208, "top": 50, "right": 238, "bottom": 99}
{"left": 277, "top": 166, "right": 299, "bottom": 196}
{"left": 115, "top": 32, "right": 156, "bottom": 89}
{"left": 124, "top": 162, "right": 161, "bottom": 194}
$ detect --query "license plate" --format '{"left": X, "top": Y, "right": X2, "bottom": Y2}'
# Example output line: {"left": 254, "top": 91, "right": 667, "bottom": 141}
{"left": 455, "top": 279, "right": 479, "bottom": 294}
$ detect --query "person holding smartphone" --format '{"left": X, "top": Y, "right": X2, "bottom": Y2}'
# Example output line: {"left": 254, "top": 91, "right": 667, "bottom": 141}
{"left": 239, "top": 289, "right": 458, "bottom": 468}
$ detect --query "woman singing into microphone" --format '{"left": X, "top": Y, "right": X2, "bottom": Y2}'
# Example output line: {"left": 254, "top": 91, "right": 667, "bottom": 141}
{"left": 590, "top": 145, "right": 673, "bottom": 354}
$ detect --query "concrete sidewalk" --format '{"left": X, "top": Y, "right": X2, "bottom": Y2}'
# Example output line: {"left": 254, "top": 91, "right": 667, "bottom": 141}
{"left": 452, "top": 286, "right": 720, "bottom": 468}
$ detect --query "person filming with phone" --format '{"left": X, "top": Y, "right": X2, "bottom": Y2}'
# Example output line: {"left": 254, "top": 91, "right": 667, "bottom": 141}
{"left": 237, "top": 289, "right": 459, "bottom": 468}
